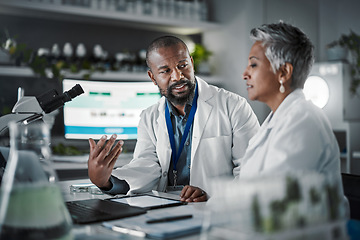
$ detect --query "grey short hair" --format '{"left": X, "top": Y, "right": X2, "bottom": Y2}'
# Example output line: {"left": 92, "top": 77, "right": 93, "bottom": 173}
{"left": 146, "top": 36, "right": 189, "bottom": 69}
{"left": 250, "top": 21, "right": 314, "bottom": 89}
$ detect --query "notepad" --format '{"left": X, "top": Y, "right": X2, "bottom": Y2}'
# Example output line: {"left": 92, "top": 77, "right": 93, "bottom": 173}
{"left": 110, "top": 194, "right": 186, "bottom": 210}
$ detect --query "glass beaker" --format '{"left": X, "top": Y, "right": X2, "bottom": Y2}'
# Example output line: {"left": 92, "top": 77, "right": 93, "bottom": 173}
{"left": 0, "top": 121, "right": 73, "bottom": 240}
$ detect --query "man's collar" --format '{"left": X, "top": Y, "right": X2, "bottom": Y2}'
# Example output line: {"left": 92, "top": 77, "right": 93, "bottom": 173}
{"left": 166, "top": 98, "right": 193, "bottom": 117}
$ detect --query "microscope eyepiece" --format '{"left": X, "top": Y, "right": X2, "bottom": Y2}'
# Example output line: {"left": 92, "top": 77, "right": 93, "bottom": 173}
{"left": 36, "top": 84, "right": 84, "bottom": 114}
{"left": 62, "top": 84, "right": 85, "bottom": 102}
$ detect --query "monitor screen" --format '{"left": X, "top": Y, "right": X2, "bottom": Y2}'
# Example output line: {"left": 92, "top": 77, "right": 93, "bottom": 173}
{"left": 62, "top": 79, "right": 161, "bottom": 140}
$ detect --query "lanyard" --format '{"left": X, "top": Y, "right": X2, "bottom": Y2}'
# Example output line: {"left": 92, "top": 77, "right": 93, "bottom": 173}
{"left": 165, "top": 84, "right": 198, "bottom": 185}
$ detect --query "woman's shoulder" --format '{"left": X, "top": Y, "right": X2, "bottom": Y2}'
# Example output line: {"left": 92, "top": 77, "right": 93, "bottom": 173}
{"left": 277, "top": 94, "right": 332, "bottom": 135}
{"left": 291, "top": 96, "right": 326, "bottom": 121}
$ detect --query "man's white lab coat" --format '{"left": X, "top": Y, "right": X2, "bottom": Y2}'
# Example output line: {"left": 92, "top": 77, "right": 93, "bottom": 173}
{"left": 113, "top": 77, "right": 260, "bottom": 195}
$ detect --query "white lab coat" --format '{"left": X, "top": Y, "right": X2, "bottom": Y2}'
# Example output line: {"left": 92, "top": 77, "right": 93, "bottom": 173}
{"left": 239, "top": 89, "right": 342, "bottom": 179}
{"left": 113, "top": 77, "right": 260, "bottom": 195}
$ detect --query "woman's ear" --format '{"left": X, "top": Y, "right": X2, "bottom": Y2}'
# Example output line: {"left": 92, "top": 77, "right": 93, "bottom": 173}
{"left": 280, "top": 62, "right": 293, "bottom": 83}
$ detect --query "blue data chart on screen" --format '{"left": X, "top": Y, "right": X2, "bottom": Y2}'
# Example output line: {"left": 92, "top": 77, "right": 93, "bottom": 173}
{"left": 62, "top": 79, "right": 161, "bottom": 140}
{"left": 64, "top": 126, "right": 138, "bottom": 139}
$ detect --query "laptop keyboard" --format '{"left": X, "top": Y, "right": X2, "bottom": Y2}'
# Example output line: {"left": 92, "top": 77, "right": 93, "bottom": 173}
{"left": 66, "top": 201, "right": 111, "bottom": 224}
{"left": 65, "top": 199, "right": 146, "bottom": 224}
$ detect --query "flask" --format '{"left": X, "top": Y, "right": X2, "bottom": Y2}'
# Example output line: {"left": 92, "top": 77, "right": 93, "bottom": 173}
{"left": 0, "top": 122, "right": 73, "bottom": 240}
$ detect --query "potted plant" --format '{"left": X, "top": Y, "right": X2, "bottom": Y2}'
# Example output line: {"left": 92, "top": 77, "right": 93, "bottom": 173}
{"left": 190, "top": 43, "right": 212, "bottom": 75}
{"left": 0, "top": 32, "right": 101, "bottom": 81}
{"left": 327, "top": 30, "right": 360, "bottom": 95}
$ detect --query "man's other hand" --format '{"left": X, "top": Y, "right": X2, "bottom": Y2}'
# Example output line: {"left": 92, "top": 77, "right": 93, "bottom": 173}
{"left": 88, "top": 134, "right": 123, "bottom": 189}
{"left": 180, "top": 185, "right": 207, "bottom": 202}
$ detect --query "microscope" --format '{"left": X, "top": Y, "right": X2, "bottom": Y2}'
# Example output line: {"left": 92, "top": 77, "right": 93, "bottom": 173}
{"left": 0, "top": 84, "right": 84, "bottom": 135}
{"left": 0, "top": 84, "right": 84, "bottom": 183}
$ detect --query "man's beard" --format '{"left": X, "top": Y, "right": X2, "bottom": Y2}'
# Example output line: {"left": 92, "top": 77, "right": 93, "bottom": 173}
{"left": 159, "top": 79, "right": 196, "bottom": 106}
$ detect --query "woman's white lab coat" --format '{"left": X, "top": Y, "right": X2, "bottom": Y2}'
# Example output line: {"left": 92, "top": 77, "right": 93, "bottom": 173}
{"left": 112, "top": 77, "right": 260, "bottom": 195}
{"left": 239, "top": 89, "right": 341, "bottom": 179}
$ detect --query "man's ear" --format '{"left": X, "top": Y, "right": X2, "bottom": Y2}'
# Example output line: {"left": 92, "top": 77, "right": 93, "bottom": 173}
{"left": 147, "top": 70, "right": 157, "bottom": 85}
{"left": 190, "top": 56, "right": 195, "bottom": 70}
{"left": 279, "top": 62, "right": 293, "bottom": 84}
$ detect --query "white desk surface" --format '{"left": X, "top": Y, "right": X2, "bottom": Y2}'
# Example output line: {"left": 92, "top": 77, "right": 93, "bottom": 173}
{"left": 59, "top": 179, "right": 206, "bottom": 240}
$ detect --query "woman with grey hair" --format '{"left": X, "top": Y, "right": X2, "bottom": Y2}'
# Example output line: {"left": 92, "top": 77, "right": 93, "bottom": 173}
{"left": 206, "top": 23, "right": 346, "bottom": 235}
{"left": 239, "top": 22, "right": 342, "bottom": 178}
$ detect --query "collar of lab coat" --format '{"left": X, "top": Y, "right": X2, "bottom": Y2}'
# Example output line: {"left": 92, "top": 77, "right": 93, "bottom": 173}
{"left": 191, "top": 77, "right": 214, "bottom": 158}
{"left": 264, "top": 88, "right": 305, "bottom": 129}
{"left": 247, "top": 89, "right": 305, "bottom": 150}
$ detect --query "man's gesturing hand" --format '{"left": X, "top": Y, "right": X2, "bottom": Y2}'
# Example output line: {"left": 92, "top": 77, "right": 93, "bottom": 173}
{"left": 88, "top": 134, "right": 123, "bottom": 190}
{"left": 180, "top": 185, "right": 208, "bottom": 202}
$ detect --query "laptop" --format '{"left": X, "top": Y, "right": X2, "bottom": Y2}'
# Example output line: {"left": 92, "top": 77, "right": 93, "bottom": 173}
{"left": 66, "top": 194, "right": 186, "bottom": 224}
{"left": 66, "top": 198, "right": 147, "bottom": 224}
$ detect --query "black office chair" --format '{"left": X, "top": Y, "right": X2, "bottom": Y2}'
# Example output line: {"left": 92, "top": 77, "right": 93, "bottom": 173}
{"left": 342, "top": 173, "right": 360, "bottom": 220}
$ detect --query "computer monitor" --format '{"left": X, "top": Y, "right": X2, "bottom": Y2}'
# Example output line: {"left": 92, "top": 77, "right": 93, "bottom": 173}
{"left": 62, "top": 79, "right": 161, "bottom": 140}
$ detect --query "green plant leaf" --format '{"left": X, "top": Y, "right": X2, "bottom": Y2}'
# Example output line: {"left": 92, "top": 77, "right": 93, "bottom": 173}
{"left": 190, "top": 43, "right": 212, "bottom": 71}
{"left": 332, "top": 30, "right": 360, "bottom": 94}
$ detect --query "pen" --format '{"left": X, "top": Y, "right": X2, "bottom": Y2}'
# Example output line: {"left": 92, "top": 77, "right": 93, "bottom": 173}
{"left": 146, "top": 214, "right": 193, "bottom": 224}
